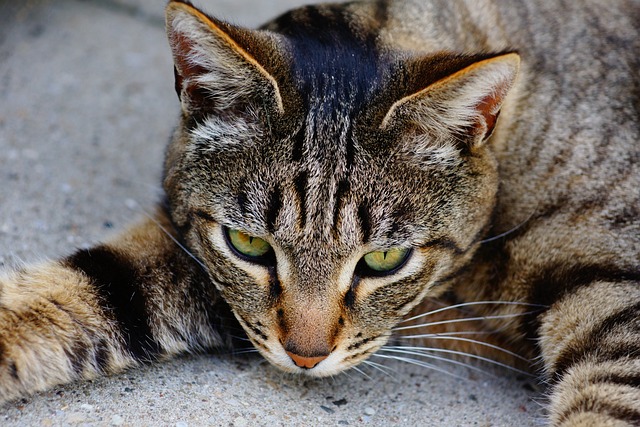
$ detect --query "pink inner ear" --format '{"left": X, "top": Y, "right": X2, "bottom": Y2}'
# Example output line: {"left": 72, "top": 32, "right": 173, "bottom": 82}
{"left": 472, "top": 56, "right": 519, "bottom": 141}
{"left": 170, "top": 32, "right": 212, "bottom": 106}
{"left": 171, "top": 32, "right": 206, "bottom": 82}
{"left": 476, "top": 91, "right": 502, "bottom": 139}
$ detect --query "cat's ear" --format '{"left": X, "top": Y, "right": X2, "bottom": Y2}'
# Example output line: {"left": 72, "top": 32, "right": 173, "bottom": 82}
{"left": 165, "top": 0, "right": 284, "bottom": 116}
{"left": 382, "top": 53, "right": 520, "bottom": 151}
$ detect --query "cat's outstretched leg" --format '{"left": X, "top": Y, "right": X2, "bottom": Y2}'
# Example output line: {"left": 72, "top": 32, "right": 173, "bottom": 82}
{"left": 537, "top": 279, "right": 640, "bottom": 426}
{"left": 0, "top": 262, "right": 136, "bottom": 402}
{"left": 0, "top": 207, "right": 236, "bottom": 404}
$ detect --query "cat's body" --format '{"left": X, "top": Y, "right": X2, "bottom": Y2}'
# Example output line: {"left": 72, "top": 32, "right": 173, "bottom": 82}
{"left": 1, "top": 0, "right": 639, "bottom": 425}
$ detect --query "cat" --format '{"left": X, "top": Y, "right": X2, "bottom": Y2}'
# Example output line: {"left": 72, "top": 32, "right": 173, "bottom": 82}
{"left": 1, "top": 0, "right": 639, "bottom": 425}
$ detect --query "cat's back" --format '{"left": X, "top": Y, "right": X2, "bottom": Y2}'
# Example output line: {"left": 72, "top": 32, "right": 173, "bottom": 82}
{"left": 355, "top": 0, "right": 640, "bottom": 282}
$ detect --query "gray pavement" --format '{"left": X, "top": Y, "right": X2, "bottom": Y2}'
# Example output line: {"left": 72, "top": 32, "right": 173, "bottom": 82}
{"left": 0, "top": 1, "right": 541, "bottom": 425}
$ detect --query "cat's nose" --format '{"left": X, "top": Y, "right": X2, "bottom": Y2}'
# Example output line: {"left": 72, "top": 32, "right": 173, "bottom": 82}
{"left": 286, "top": 351, "right": 328, "bottom": 369}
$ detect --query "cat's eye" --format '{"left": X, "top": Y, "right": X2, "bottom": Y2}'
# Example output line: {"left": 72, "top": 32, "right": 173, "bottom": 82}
{"left": 359, "top": 248, "right": 411, "bottom": 276}
{"left": 224, "top": 228, "right": 274, "bottom": 263}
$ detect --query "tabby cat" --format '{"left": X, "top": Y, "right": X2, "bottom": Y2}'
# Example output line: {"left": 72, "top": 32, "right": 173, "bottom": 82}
{"left": 1, "top": 0, "right": 639, "bottom": 425}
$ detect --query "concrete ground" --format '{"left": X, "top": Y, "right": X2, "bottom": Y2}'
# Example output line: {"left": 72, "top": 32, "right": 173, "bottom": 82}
{"left": 0, "top": 1, "right": 542, "bottom": 425}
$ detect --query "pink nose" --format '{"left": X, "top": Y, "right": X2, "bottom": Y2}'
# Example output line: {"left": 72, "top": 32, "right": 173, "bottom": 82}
{"left": 286, "top": 351, "right": 328, "bottom": 369}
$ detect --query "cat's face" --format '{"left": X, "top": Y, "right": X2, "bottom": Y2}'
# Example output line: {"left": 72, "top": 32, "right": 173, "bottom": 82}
{"left": 163, "top": 1, "right": 518, "bottom": 376}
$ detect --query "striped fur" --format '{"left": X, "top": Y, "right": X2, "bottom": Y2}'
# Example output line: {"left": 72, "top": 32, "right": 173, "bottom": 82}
{"left": 0, "top": 209, "right": 240, "bottom": 402}
{"left": 1, "top": 0, "right": 639, "bottom": 425}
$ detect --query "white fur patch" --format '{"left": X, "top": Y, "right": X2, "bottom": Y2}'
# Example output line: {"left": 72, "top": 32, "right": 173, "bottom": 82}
{"left": 189, "top": 108, "right": 263, "bottom": 151}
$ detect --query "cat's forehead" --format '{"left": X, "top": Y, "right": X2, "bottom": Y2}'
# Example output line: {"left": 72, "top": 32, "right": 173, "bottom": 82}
{"left": 233, "top": 140, "right": 428, "bottom": 251}
{"left": 274, "top": 5, "right": 394, "bottom": 136}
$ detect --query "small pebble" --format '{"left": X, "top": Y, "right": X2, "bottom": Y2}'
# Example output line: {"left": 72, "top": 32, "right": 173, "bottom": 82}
{"left": 176, "top": 422, "right": 188, "bottom": 427}
{"left": 320, "top": 405, "right": 335, "bottom": 414}
{"left": 364, "top": 407, "right": 376, "bottom": 416}
{"left": 233, "top": 416, "right": 248, "bottom": 427}
{"left": 125, "top": 199, "right": 138, "bottom": 210}
{"left": 110, "top": 414, "right": 124, "bottom": 426}
{"left": 80, "top": 404, "right": 94, "bottom": 411}
{"left": 65, "top": 413, "right": 86, "bottom": 424}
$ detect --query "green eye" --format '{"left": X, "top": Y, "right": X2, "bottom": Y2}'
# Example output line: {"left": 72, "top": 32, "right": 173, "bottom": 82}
{"left": 226, "top": 228, "right": 272, "bottom": 259}
{"left": 362, "top": 248, "right": 410, "bottom": 274}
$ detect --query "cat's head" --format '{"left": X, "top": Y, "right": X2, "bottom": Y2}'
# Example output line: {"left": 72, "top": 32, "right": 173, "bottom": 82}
{"left": 163, "top": 0, "right": 519, "bottom": 376}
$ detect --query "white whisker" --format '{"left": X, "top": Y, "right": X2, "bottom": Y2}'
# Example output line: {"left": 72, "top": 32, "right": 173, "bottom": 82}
{"left": 399, "top": 330, "right": 492, "bottom": 336}
{"left": 371, "top": 353, "right": 466, "bottom": 380}
{"left": 479, "top": 211, "right": 535, "bottom": 244}
{"left": 381, "top": 347, "right": 498, "bottom": 377}
{"left": 381, "top": 346, "right": 533, "bottom": 376}
{"left": 400, "top": 300, "right": 546, "bottom": 324}
{"left": 351, "top": 366, "right": 372, "bottom": 380}
{"left": 341, "top": 368, "right": 357, "bottom": 381}
{"left": 395, "top": 311, "right": 541, "bottom": 331}
{"left": 362, "top": 360, "right": 396, "bottom": 379}
{"left": 396, "top": 334, "right": 530, "bottom": 362}
{"left": 131, "top": 202, "right": 209, "bottom": 272}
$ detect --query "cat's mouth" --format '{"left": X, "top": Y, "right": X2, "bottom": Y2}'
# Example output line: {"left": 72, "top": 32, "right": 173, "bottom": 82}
{"left": 244, "top": 329, "right": 391, "bottom": 377}
{"left": 268, "top": 346, "right": 384, "bottom": 377}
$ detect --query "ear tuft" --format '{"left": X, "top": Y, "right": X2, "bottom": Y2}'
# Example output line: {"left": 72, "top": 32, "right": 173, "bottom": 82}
{"left": 382, "top": 53, "right": 520, "bottom": 151}
{"left": 165, "top": 1, "right": 284, "bottom": 115}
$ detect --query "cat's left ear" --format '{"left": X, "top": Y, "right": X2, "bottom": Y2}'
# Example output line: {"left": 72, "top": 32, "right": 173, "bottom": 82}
{"left": 165, "top": 1, "right": 285, "bottom": 116}
{"left": 382, "top": 53, "right": 520, "bottom": 150}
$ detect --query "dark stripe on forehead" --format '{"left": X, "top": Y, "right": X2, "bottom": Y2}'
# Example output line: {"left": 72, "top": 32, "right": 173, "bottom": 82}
{"left": 345, "top": 124, "right": 356, "bottom": 170}
{"left": 65, "top": 246, "right": 160, "bottom": 361}
{"left": 357, "top": 202, "right": 372, "bottom": 244}
{"left": 294, "top": 171, "right": 308, "bottom": 229}
{"left": 291, "top": 125, "right": 305, "bottom": 162}
{"left": 385, "top": 200, "right": 415, "bottom": 240}
{"left": 333, "top": 179, "right": 350, "bottom": 231}
{"left": 266, "top": 185, "right": 283, "bottom": 232}
{"left": 237, "top": 189, "right": 248, "bottom": 216}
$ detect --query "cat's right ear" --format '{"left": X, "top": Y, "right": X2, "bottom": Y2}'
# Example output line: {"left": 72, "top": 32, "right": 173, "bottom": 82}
{"left": 381, "top": 53, "right": 520, "bottom": 153}
{"left": 165, "top": 1, "right": 284, "bottom": 116}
